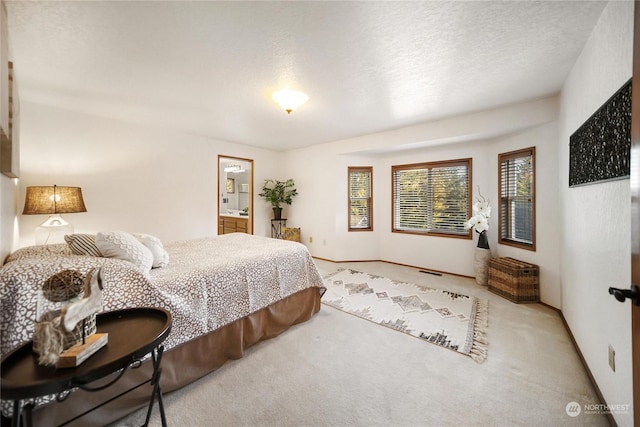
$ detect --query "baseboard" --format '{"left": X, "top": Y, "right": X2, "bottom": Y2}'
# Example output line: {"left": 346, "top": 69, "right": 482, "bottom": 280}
{"left": 540, "top": 302, "right": 617, "bottom": 427}
{"left": 311, "top": 257, "right": 475, "bottom": 280}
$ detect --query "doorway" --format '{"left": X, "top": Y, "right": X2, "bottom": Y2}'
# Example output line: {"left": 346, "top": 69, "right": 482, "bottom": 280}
{"left": 631, "top": 2, "right": 639, "bottom": 422}
{"left": 218, "top": 155, "right": 254, "bottom": 235}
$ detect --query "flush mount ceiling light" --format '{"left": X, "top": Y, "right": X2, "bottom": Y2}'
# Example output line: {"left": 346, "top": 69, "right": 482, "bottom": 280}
{"left": 272, "top": 90, "right": 309, "bottom": 114}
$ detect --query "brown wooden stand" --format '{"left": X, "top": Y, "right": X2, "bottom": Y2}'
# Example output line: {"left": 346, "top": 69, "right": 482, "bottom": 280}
{"left": 56, "top": 333, "right": 108, "bottom": 368}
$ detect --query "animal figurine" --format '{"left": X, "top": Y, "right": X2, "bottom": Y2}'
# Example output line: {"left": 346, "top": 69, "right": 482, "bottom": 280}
{"left": 61, "top": 268, "right": 104, "bottom": 332}
{"left": 33, "top": 268, "right": 104, "bottom": 366}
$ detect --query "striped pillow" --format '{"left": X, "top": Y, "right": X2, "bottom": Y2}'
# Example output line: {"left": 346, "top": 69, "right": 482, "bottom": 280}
{"left": 64, "top": 234, "right": 103, "bottom": 257}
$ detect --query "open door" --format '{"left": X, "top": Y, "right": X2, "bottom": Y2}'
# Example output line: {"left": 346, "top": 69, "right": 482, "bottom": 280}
{"left": 609, "top": 3, "right": 640, "bottom": 422}
{"left": 631, "top": 3, "right": 639, "bottom": 423}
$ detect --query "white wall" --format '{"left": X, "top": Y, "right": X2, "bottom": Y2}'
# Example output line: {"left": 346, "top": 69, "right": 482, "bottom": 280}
{"left": 284, "top": 96, "right": 562, "bottom": 306}
{"left": 0, "top": 1, "right": 6, "bottom": 132}
{"left": 0, "top": 175, "right": 17, "bottom": 260}
{"left": 491, "top": 121, "right": 562, "bottom": 306}
{"left": 16, "top": 101, "right": 281, "bottom": 247}
{"left": 559, "top": 1, "right": 633, "bottom": 426}
{"left": 0, "top": 0, "right": 18, "bottom": 263}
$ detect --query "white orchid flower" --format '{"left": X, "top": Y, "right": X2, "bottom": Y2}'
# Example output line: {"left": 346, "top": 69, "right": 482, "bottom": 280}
{"left": 464, "top": 217, "right": 477, "bottom": 230}
{"left": 473, "top": 202, "right": 491, "bottom": 218}
{"left": 466, "top": 199, "right": 491, "bottom": 233}
{"left": 474, "top": 216, "right": 489, "bottom": 233}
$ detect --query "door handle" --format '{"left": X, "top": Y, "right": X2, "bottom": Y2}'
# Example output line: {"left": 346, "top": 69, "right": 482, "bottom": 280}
{"left": 608, "top": 284, "right": 640, "bottom": 306}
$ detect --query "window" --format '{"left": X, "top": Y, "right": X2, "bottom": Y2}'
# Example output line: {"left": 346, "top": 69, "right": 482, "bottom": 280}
{"left": 499, "top": 147, "right": 535, "bottom": 250}
{"left": 348, "top": 167, "right": 373, "bottom": 231}
{"left": 392, "top": 159, "right": 471, "bottom": 237}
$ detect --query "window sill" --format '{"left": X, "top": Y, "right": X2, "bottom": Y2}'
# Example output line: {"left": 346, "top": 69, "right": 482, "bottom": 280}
{"left": 499, "top": 239, "right": 536, "bottom": 251}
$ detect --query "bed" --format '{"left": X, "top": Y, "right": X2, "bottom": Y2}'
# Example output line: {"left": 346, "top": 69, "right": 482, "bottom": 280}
{"left": 0, "top": 232, "right": 326, "bottom": 426}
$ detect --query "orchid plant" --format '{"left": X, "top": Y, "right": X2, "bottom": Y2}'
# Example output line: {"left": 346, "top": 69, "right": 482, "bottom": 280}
{"left": 465, "top": 193, "right": 491, "bottom": 249}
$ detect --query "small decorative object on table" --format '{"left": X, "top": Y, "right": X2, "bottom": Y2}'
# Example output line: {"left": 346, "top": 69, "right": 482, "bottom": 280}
{"left": 33, "top": 268, "right": 108, "bottom": 368}
{"left": 464, "top": 191, "right": 492, "bottom": 286}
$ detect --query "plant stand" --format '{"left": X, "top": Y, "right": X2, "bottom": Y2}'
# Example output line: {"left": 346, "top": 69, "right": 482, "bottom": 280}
{"left": 270, "top": 219, "right": 287, "bottom": 239}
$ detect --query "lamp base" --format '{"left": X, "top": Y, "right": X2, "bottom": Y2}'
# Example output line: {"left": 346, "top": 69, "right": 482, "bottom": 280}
{"left": 35, "top": 214, "right": 74, "bottom": 245}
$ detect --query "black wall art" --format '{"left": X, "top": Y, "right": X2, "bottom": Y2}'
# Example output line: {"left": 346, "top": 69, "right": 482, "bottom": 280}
{"left": 569, "top": 79, "right": 631, "bottom": 187}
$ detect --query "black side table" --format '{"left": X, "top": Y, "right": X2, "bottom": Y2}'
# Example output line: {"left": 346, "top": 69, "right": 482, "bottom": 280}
{"left": 1, "top": 307, "right": 172, "bottom": 427}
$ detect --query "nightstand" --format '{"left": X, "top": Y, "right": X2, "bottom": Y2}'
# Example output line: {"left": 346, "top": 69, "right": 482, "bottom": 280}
{"left": 1, "top": 307, "right": 172, "bottom": 427}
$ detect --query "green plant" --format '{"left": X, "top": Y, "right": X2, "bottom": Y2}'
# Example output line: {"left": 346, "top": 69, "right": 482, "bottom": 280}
{"left": 258, "top": 179, "right": 298, "bottom": 208}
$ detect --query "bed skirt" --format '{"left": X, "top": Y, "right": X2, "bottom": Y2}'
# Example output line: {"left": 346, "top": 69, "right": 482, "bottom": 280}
{"left": 27, "top": 287, "right": 323, "bottom": 427}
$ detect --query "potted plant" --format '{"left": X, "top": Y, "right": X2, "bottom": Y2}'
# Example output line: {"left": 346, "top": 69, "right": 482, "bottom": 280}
{"left": 258, "top": 179, "right": 298, "bottom": 219}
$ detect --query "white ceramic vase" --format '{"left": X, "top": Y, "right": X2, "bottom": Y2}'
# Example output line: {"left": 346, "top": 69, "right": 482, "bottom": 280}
{"left": 474, "top": 247, "right": 491, "bottom": 286}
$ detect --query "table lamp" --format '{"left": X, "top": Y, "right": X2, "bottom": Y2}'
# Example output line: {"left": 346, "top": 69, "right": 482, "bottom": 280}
{"left": 23, "top": 185, "right": 87, "bottom": 244}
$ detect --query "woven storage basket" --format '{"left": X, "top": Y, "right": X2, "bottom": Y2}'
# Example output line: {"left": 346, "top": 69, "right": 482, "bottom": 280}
{"left": 488, "top": 257, "right": 539, "bottom": 303}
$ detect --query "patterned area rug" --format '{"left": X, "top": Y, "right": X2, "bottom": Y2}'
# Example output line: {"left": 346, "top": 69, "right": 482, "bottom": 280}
{"left": 323, "top": 269, "right": 488, "bottom": 363}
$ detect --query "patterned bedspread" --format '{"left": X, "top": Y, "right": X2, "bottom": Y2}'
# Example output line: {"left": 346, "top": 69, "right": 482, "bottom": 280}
{"left": 0, "top": 233, "right": 325, "bottom": 357}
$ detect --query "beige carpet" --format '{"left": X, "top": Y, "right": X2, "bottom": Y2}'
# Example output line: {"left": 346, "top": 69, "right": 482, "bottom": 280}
{"left": 111, "top": 260, "right": 608, "bottom": 427}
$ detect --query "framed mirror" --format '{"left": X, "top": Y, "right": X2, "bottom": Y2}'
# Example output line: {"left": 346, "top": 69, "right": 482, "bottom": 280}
{"left": 218, "top": 155, "right": 253, "bottom": 235}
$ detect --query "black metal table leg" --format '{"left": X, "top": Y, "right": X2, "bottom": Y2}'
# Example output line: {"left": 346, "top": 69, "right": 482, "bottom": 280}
{"left": 143, "top": 345, "right": 166, "bottom": 427}
{"left": 10, "top": 401, "right": 33, "bottom": 427}
{"left": 22, "top": 403, "right": 33, "bottom": 427}
{"left": 11, "top": 400, "right": 20, "bottom": 427}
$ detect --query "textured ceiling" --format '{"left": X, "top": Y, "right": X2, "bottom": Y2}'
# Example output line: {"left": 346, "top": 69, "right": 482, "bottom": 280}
{"left": 6, "top": 1, "right": 606, "bottom": 151}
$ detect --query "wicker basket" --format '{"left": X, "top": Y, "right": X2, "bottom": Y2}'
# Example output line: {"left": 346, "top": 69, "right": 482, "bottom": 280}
{"left": 42, "top": 270, "right": 84, "bottom": 302}
{"left": 488, "top": 257, "right": 539, "bottom": 303}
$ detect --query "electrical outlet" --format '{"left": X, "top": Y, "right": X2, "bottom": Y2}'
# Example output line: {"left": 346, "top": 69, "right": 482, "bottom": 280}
{"left": 309, "top": 236, "right": 313, "bottom": 243}
{"left": 609, "top": 345, "right": 616, "bottom": 372}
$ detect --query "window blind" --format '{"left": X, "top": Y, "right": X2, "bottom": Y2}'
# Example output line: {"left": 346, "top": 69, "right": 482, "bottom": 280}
{"left": 392, "top": 160, "right": 470, "bottom": 236}
{"left": 499, "top": 148, "right": 535, "bottom": 247}
{"left": 349, "top": 167, "right": 372, "bottom": 230}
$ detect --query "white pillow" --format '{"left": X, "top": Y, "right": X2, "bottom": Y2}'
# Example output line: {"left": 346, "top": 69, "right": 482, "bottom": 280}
{"left": 134, "top": 233, "right": 169, "bottom": 268}
{"left": 95, "top": 231, "right": 153, "bottom": 274}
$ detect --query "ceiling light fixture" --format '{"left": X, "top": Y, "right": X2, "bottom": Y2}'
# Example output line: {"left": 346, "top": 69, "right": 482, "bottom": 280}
{"left": 272, "top": 90, "right": 309, "bottom": 114}
{"left": 224, "top": 164, "right": 245, "bottom": 173}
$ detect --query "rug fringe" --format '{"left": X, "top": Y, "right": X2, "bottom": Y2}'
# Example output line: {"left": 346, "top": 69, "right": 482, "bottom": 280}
{"left": 470, "top": 298, "right": 489, "bottom": 363}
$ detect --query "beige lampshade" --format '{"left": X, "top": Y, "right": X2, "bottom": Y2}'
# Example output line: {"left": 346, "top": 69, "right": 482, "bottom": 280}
{"left": 23, "top": 186, "right": 87, "bottom": 215}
